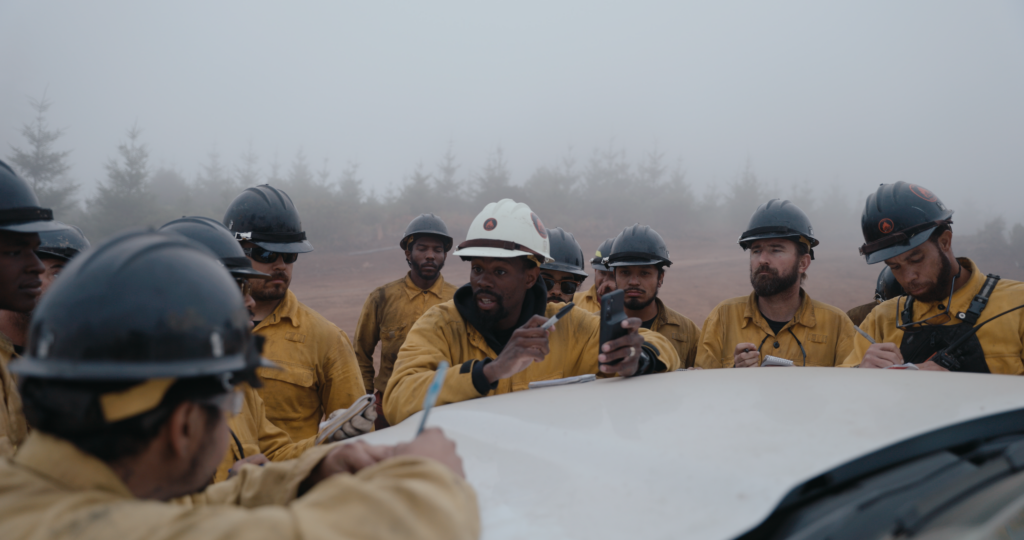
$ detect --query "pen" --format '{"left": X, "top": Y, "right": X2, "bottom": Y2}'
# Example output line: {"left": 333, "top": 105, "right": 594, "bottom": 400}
{"left": 415, "top": 361, "right": 449, "bottom": 436}
{"left": 541, "top": 302, "right": 575, "bottom": 331}
{"left": 854, "top": 326, "right": 876, "bottom": 345}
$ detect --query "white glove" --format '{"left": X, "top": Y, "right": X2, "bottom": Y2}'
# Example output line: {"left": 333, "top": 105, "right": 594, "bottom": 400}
{"left": 325, "top": 404, "right": 377, "bottom": 442}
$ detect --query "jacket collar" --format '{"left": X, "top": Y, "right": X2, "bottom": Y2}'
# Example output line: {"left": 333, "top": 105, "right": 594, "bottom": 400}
{"left": 14, "top": 432, "right": 134, "bottom": 498}
{"left": 650, "top": 298, "right": 677, "bottom": 331}
{"left": 453, "top": 279, "right": 547, "bottom": 354}
{"left": 262, "top": 289, "right": 302, "bottom": 329}
{"left": 741, "top": 289, "right": 816, "bottom": 332}
{"left": 403, "top": 273, "right": 448, "bottom": 300}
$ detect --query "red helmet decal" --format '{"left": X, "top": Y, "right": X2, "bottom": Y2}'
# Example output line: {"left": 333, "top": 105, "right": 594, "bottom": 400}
{"left": 909, "top": 184, "right": 938, "bottom": 202}
{"left": 483, "top": 218, "right": 498, "bottom": 231}
{"left": 531, "top": 213, "right": 547, "bottom": 238}
{"left": 878, "top": 218, "right": 895, "bottom": 234}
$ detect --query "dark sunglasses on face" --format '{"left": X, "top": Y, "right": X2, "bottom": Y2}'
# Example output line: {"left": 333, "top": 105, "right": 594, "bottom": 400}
{"left": 543, "top": 278, "right": 579, "bottom": 295}
{"left": 236, "top": 278, "right": 252, "bottom": 298}
{"left": 244, "top": 245, "right": 298, "bottom": 264}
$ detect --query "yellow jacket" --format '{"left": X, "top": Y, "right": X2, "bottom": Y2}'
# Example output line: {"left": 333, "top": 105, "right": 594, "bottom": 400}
{"left": 215, "top": 384, "right": 316, "bottom": 483}
{"left": 355, "top": 274, "right": 457, "bottom": 393}
{"left": 0, "top": 334, "right": 26, "bottom": 458}
{"left": 384, "top": 300, "right": 681, "bottom": 425}
{"left": 573, "top": 284, "right": 602, "bottom": 314}
{"left": 255, "top": 290, "right": 365, "bottom": 441}
{"left": 648, "top": 298, "right": 701, "bottom": 369}
{"left": 697, "top": 289, "right": 856, "bottom": 368}
{"left": 0, "top": 432, "right": 480, "bottom": 540}
{"left": 840, "top": 258, "right": 1024, "bottom": 373}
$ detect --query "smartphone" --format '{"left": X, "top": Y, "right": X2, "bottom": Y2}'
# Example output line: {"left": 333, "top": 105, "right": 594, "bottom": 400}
{"left": 599, "top": 289, "right": 629, "bottom": 365}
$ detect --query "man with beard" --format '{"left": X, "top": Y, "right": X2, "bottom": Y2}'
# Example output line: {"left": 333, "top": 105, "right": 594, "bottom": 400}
{"left": 842, "top": 183, "right": 1024, "bottom": 372}
{"left": 1, "top": 231, "right": 479, "bottom": 540}
{"left": 224, "top": 185, "right": 365, "bottom": 442}
{"left": 573, "top": 237, "right": 616, "bottom": 313}
{"left": 0, "top": 224, "right": 90, "bottom": 356}
{"left": 605, "top": 224, "right": 700, "bottom": 369}
{"left": 540, "top": 227, "right": 588, "bottom": 304}
{"left": 697, "top": 199, "right": 856, "bottom": 368}
{"left": 383, "top": 199, "right": 680, "bottom": 425}
{"left": 0, "top": 160, "right": 69, "bottom": 457}
{"left": 355, "top": 214, "right": 457, "bottom": 429}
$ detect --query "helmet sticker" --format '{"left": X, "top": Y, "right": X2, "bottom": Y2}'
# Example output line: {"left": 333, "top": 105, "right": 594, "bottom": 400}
{"left": 879, "top": 218, "right": 895, "bottom": 234}
{"left": 909, "top": 184, "right": 938, "bottom": 202}
{"left": 531, "top": 213, "right": 547, "bottom": 238}
{"left": 483, "top": 218, "right": 498, "bottom": 231}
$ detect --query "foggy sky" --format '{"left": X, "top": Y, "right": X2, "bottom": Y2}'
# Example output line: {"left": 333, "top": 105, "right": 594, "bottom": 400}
{"left": 2, "top": 1, "right": 1023, "bottom": 232}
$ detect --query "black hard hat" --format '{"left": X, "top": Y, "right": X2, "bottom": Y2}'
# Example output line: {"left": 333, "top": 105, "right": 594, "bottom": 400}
{"left": 875, "top": 266, "right": 905, "bottom": 303}
{"left": 223, "top": 184, "right": 313, "bottom": 254}
{"left": 606, "top": 224, "right": 672, "bottom": 268}
{"left": 858, "top": 182, "right": 953, "bottom": 264}
{"left": 11, "top": 230, "right": 273, "bottom": 382}
{"left": 400, "top": 213, "right": 454, "bottom": 252}
{"left": 590, "top": 237, "right": 615, "bottom": 271}
{"left": 738, "top": 199, "right": 819, "bottom": 259}
{"left": 160, "top": 216, "right": 270, "bottom": 280}
{"left": 36, "top": 223, "right": 91, "bottom": 261}
{"left": 540, "top": 228, "right": 588, "bottom": 279}
{"left": 0, "top": 159, "right": 69, "bottom": 234}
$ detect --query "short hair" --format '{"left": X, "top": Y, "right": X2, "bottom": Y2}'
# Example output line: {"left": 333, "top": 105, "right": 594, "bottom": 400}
{"left": 928, "top": 223, "right": 952, "bottom": 243}
{"left": 20, "top": 377, "right": 227, "bottom": 463}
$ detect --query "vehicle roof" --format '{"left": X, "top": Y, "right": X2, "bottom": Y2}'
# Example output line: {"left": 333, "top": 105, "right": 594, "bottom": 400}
{"left": 356, "top": 368, "right": 1024, "bottom": 540}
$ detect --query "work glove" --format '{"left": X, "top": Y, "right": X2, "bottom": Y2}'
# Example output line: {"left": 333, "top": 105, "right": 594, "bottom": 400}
{"left": 323, "top": 404, "right": 377, "bottom": 442}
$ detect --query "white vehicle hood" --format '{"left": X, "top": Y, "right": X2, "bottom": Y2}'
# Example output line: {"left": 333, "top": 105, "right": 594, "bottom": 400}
{"left": 354, "top": 368, "right": 1024, "bottom": 540}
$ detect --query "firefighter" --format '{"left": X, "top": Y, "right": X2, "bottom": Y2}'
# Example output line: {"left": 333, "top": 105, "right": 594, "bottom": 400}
{"left": 846, "top": 267, "right": 905, "bottom": 327}
{"left": 354, "top": 214, "right": 457, "bottom": 430}
{"left": 383, "top": 199, "right": 681, "bottom": 425}
{"left": 843, "top": 182, "right": 1024, "bottom": 372}
{"left": 224, "top": 185, "right": 366, "bottom": 441}
{"left": 540, "top": 227, "right": 588, "bottom": 304}
{"left": 0, "top": 231, "right": 478, "bottom": 540}
{"left": 605, "top": 224, "right": 701, "bottom": 369}
{"left": 697, "top": 199, "right": 856, "bottom": 368}
{"left": 573, "top": 237, "right": 616, "bottom": 313}
{"left": 0, "top": 223, "right": 89, "bottom": 355}
{"left": 0, "top": 159, "right": 69, "bottom": 457}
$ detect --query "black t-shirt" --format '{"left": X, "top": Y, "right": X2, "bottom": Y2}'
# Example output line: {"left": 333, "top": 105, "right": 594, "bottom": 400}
{"left": 13, "top": 344, "right": 24, "bottom": 356}
{"left": 492, "top": 326, "right": 517, "bottom": 353}
{"left": 641, "top": 317, "right": 656, "bottom": 330}
{"left": 762, "top": 313, "right": 789, "bottom": 336}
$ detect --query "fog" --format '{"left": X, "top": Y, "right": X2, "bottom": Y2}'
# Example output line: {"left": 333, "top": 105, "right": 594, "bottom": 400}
{"left": 2, "top": 1, "right": 1023, "bottom": 243}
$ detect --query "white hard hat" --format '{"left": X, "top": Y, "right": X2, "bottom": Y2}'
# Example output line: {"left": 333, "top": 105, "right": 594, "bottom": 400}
{"left": 454, "top": 199, "right": 553, "bottom": 264}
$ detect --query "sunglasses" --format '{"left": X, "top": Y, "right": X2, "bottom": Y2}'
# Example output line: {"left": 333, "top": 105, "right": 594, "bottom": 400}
{"left": 543, "top": 278, "right": 580, "bottom": 295}
{"left": 244, "top": 245, "right": 298, "bottom": 264}
{"left": 236, "top": 278, "right": 252, "bottom": 298}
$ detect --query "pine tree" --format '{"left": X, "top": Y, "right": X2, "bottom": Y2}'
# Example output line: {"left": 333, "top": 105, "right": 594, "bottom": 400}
{"left": 235, "top": 143, "right": 261, "bottom": 187}
{"left": 86, "top": 124, "right": 162, "bottom": 238}
{"left": 6, "top": 93, "right": 78, "bottom": 216}
{"left": 339, "top": 161, "right": 364, "bottom": 205}
{"left": 472, "top": 146, "right": 520, "bottom": 205}
{"left": 434, "top": 142, "right": 463, "bottom": 204}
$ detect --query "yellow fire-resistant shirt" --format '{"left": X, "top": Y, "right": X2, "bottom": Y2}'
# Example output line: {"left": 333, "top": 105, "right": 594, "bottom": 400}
{"left": 215, "top": 384, "right": 316, "bottom": 483}
{"left": 355, "top": 274, "right": 457, "bottom": 394}
{"left": 696, "top": 289, "right": 856, "bottom": 368}
{"left": 384, "top": 302, "right": 681, "bottom": 425}
{"left": 0, "top": 334, "right": 26, "bottom": 458}
{"left": 255, "top": 290, "right": 365, "bottom": 441}
{"left": 0, "top": 432, "right": 480, "bottom": 540}
{"left": 573, "top": 284, "right": 602, "bottom": 314}
{"left": 840, "top": 258, "right": 1024, "bottom": 373}
{"left": 648, "top": 298, "right": 701, "bottom": 369}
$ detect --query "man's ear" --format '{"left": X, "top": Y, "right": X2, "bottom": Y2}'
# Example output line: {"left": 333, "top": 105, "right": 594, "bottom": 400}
{"left": 524, "top": 265, "right": 540, "bottom": 289}
{"left": 657, "top": 269, "right": 665, "bottom": 289}
{"left": 164, "top": 402, "right": 208, "bottom": 458}
{"left": 799, "top": 253, "right": 812, "bottom": 274}
{"left": 937, "top": 229, "right": 954, "bottom": 255}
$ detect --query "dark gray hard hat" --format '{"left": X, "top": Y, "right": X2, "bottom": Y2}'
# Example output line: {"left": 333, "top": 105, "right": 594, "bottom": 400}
{"left": 606, "top": 224, "right": 672, "bottom": 268}
{"left": 400, "top": 213, "right": 454, "bottom": 252}
{"left": 590, "top": 237, "right": 615, "bottom": 271}
{"left": 223, "top": 184, "right": 313, "bottom": 254}
{"left": 738, "top": 199, "right": 819, "bottom": 259}
{"left": 0, "top": 159, "right": 69, "bottom": 234}
{"left": 37, "top": 224, "right": 91, "bottom": 261}
{"left": 160, "top": 216, "right": 270, "bottom": 280}
{"left": 859, "top": 182, "right": 953, "bottom": 265}
{"left": 540, "top": 227, "right": 588, "bottom": 279}
{"left": 11, "top": 230, "right": 274, "bottom": 382}
{"left": 874, "top": 266, "right": 905, "bottom": 303}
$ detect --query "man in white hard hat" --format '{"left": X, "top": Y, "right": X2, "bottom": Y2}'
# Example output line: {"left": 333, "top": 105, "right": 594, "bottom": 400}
{"left": 383, "top": 199, "right": 681, "bottom": 425}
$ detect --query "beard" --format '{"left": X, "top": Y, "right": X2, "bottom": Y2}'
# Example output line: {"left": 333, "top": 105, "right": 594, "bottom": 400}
{"left": 409, "top": 257, "right": 444, "bottom": 282}
{"left": 912, "top": 254, "right": 955, "bottom": 303}
{"left": 751, "top": 259, "right": 801, "bottom": 298}
{"left": 624, "top": 288, "right": 657, "bottom": 311}
{"left": 471, "top": 289, "right": 509, "bottom": 329}
{"left": 250, "top": 271, "right": 289, "bottom": 302}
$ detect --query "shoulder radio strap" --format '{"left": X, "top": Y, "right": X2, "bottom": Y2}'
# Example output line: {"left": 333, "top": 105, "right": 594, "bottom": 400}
{"left": 959, "top": 274, "right": 1000, "bottom": 325}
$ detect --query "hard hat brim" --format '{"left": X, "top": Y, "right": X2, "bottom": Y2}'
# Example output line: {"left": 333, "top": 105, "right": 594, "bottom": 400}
{"left": 454, "top": 246, "right": 553, "bottom": 263}
{"left": 251, "top": 239, "right": 314, "bottom": 254}
{"left": 607, "top": 258, "right": 670, "bottom": 268}
{"left": 540, "top": 261, "right": 589, "bottom": 278}
{"left": 591, "top": 261, "right": 612, "bottom": 271}
{"left": 0, "top": 219, "right": 71, "bottom": 234}
{"left": 400, "top": 231, "right": 454, "bottom": 251}
{"left": 738, "top": 231, "right": 820, "bottom": 250}
{"left": 863, "top": 225, "right": 936, "bottom": 265}
{"left": 9, "top": 354, "right": 252, "bottom": 380}
{"left": 229, "top": 266, "right": 272, "bottom": 279}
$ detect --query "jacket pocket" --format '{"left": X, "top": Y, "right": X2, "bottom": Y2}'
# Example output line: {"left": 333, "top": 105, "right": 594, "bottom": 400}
{"left": 258, "top": 365, "right": 315, "bottom": 387}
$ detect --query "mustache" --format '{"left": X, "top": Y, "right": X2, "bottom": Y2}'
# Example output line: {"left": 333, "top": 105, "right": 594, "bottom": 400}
{"left": 624, "top": 288, "right": 645, "bottom": 294}
{"left": 265, "top": 272, "right": 288, "bottom": 281}
{"left": 753, "top": 265, "right": 778, "bottom": 277}
{"left": 474, "top": 289, "right": 504, "bottom": 304}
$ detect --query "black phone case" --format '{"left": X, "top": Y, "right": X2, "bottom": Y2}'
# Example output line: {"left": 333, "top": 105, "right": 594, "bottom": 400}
{"left": 599, "top": 289, "right": 629, "bottom": 365}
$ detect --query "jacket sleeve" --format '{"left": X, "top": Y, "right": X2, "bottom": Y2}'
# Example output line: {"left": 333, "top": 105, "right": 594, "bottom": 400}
{"left": 696, "top": 307, "right": 728, "bottom": 369}
{"left": 384, "top": 307, "right": 486, "bottom": 425}
{"left": 354, "top": 290, "right": 381, "bottom": 393}
{"left": 683, "top": 320, "right": 701, "bottom": 369}
{"left": 319, "top": 330, "right": 369, "bottom": 418}
{"left": 839, "top": 308, "right": 883, "bottom": 367}
{"left": 571, "top": 310, "right": 681, "bottom": 374}
{"left": 832, "top": 311, "right": 857, "bottom": 367}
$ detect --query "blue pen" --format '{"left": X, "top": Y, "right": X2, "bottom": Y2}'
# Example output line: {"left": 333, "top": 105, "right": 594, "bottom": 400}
{"left": 415, "top": 361, "right": 449, "bottom": 436}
